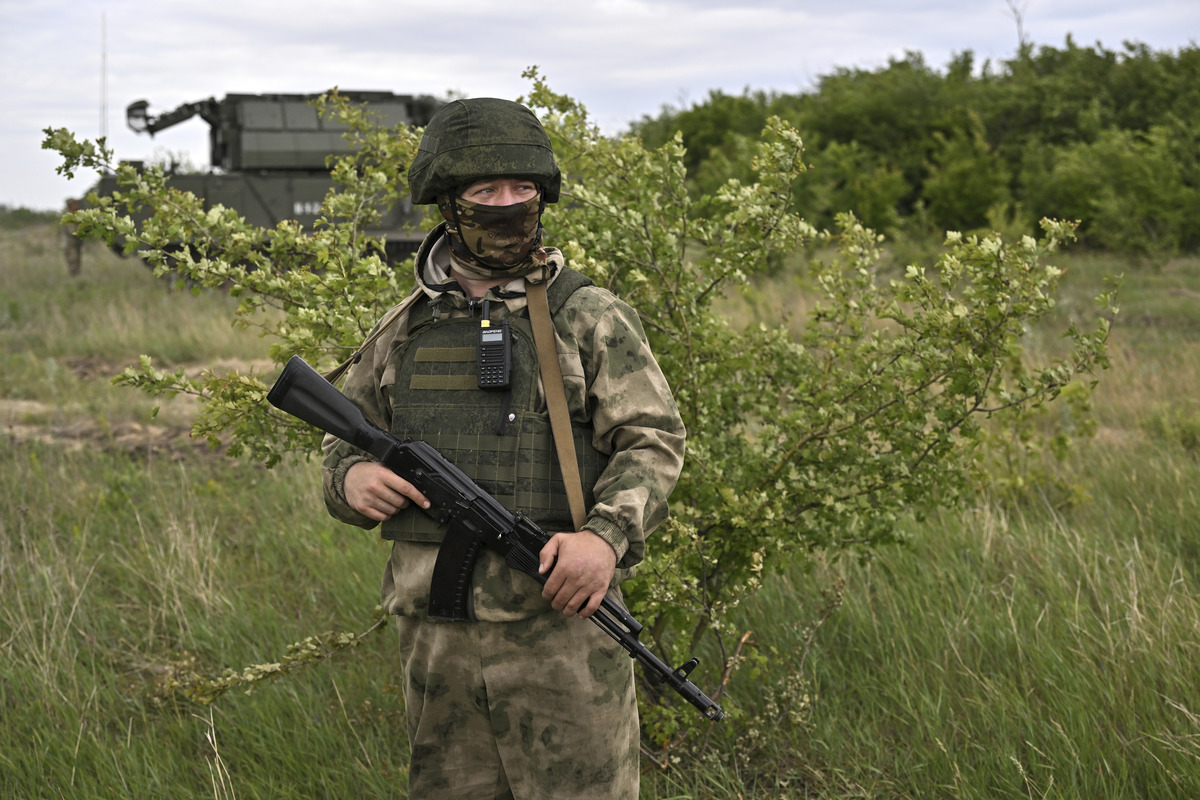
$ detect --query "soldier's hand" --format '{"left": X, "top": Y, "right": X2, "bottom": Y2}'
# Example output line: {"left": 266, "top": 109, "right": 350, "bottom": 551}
{"left": 344, "top": 461, "right": 431, "bottom": 522}
{"left": 538, "top": 530, "right": 617, "bottom": 618}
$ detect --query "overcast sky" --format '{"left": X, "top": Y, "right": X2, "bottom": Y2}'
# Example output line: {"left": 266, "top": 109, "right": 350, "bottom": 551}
{"left": 3, "top": 0, "right": 1197, "bottom": 211}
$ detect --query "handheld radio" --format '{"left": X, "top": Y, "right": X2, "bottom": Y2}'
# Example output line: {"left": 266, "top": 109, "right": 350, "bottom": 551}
{"left": 477, "top": 319, "right": 511, "bottom": 390}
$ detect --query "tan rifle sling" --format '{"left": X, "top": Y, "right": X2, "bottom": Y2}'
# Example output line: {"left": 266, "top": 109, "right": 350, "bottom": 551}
{"left": 525, "top": 278, "right": 588, "bottom": 532}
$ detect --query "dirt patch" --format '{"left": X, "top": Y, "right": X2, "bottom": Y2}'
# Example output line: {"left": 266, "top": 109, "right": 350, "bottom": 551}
{"left": 3, "top": 418, "right": 204, "bottom": 457}
{"left": 58, "top": 355, "right": 275, "bottom": 384}
{"left": 0, "top": 356, "right": 273, "bottom": 458}
{"left": 1092, "top": 426, "right": 1140, "bottom": 448}
{"left": 59, "top": 356, "right": 123, "bottom": 383}
{"left": 0, "top": 399, "right": 53, "bottom": 422}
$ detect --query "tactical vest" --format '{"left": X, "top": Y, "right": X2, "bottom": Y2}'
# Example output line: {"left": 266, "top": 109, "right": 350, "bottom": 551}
{"left": 380, "top": 268, "right": 609, "bottom": 542}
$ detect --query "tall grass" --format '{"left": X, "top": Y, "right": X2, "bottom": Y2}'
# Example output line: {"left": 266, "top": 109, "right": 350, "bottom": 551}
{"left": 0, "top": 225, "right": 266, "bottom": 430}
{"left": 0, "top": 439, "right": 407, "bottom": 799}
{"left": 645, "top": 252, "right": 1200, "bottom": 797}
{"left": 785, "top": 444, "right": 1200, "bottom": 797}
{"left": 3, "top": 223, "right": 1199, "bottom": 797}
{"left": 1, "top": 226, "right": 407, "bottom": 798}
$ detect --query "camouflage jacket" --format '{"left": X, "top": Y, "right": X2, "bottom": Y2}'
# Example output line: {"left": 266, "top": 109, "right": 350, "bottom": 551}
{"left": 322, "top": 224, "right": 686, "bottom": 620}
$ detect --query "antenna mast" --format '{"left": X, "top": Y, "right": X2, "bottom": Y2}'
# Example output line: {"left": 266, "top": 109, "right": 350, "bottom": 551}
{"left": 100, "top": 11, "right": 108, "bottom": 141}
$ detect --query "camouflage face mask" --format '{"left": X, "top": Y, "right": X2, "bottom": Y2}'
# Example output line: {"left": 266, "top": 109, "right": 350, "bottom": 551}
{"left": 438, "top": 194, "right": 546, "bottom": 279}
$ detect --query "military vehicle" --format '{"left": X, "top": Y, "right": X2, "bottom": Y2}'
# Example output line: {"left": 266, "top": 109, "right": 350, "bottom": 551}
{"left": 72, "top": 90, "right": 443, "bottom": 269}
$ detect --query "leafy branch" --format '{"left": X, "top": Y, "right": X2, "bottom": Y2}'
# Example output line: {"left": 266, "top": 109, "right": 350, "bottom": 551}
{"left": 157, "top": 609, "right": 391, "bottom": 705}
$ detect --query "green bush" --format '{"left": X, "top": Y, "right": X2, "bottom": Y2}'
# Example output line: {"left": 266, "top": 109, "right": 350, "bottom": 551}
{"left": 1027, "top": 126, "right": 1198, "bottom": 264}
{"left": 1143, "top": 401, "right": 1200, "bottom": 455}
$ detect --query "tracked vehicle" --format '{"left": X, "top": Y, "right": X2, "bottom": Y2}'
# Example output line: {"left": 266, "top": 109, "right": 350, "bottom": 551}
{"left": 72, "top": 91, "right": 442, "bottom": 269}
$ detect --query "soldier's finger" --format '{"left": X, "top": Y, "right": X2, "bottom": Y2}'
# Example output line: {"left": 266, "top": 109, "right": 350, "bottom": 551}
{"left": 538, "top": 536, "right": 561, "bottom": 575}
{"left": 381, "top": 471, "right": 431, "bottom": 509}
{"left": 577, "top": 590, "right": 605, "bottom": 619}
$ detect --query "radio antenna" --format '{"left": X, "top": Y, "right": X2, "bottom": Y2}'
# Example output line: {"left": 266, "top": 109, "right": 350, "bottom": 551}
{"left": 100, "top": 11, "right": 108, "bottom": 141}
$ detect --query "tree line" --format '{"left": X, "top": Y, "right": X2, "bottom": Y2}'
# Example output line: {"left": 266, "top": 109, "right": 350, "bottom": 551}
{"left": 631, "top": 38, "right": 1200, "bottom": 264}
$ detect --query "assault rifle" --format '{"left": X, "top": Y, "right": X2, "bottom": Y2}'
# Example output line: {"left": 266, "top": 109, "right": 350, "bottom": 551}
{"left": 267, "top": 355, "right": 725, "bottom": 722}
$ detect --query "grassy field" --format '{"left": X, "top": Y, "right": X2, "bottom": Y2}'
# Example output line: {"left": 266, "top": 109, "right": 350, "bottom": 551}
{"left": 2, "top": 221, "right": 1199, "bottom": 798}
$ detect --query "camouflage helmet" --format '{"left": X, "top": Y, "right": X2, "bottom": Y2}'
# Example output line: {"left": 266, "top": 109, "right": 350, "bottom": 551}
{"left": 408, "top": 98, "right": 561, "bottom": 205}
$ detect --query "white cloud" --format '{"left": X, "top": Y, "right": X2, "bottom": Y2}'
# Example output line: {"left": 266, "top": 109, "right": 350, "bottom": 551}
{"left": 4, "top": 0, "right": 1198, "bottom": 209}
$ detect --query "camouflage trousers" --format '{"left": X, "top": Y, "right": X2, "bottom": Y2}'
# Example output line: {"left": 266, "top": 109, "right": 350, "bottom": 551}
{"left": 394, "top": 611, "right": 640, "bottom": 799}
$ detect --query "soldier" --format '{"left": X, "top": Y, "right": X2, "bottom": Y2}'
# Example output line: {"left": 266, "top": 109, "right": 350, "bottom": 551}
{"left": 321, "top": 98, "right": 685, "bottom": 799}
